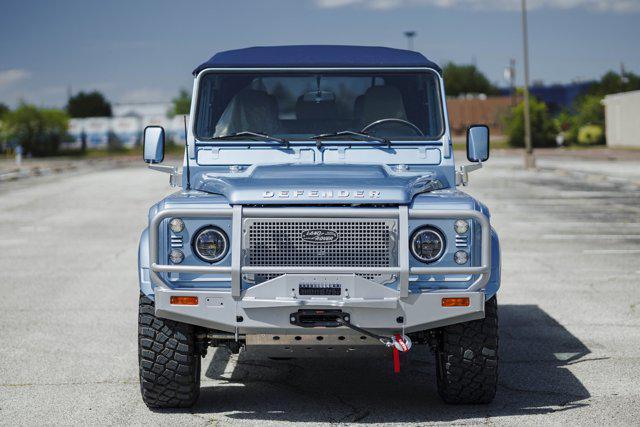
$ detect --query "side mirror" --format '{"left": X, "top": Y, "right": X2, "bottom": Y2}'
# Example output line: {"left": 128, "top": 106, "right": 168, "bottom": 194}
{"left": 143, "top": 126, "right": 165, "bottom": 164}
{"left": 466, "top": 125, "right": 490, "bottom": 163}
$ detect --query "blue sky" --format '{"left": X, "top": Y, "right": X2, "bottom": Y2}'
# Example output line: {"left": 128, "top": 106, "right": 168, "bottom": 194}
{"left": 0, "top": 0, "right": 638, "bottom": 108}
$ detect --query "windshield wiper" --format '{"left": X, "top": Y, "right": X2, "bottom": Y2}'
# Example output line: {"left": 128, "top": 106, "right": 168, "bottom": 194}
{"left": 210, "top": 131, "right": 289, "bottom": 148}
{"left": 311, "top": 130, "right": 390, "bottom": 148}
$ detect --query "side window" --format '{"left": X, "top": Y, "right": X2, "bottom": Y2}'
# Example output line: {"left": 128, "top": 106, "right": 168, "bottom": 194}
{"left": 425, "top": 76, "right": 442, "bottom": 137}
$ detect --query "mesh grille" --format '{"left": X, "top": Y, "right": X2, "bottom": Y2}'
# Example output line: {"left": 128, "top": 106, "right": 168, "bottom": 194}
{"left": 244, "top": 218, "right": 397, "bottom": 283}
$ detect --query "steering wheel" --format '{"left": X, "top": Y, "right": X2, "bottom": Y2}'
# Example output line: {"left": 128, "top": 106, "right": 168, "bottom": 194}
{"left": 361, "top": 118, "right": 424, "bottom": 136}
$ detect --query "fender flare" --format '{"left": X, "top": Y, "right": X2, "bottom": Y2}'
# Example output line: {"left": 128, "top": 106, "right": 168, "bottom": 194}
{"left": 138, "top": 228, "right": 154, "bottom": 300}
{"left": 484, "top": 227, "right": 501, "bottom": 300}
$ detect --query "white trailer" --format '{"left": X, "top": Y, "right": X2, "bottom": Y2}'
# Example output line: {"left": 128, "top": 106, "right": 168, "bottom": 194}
{"left": 603, "top": 90, "right": 640, "bottom": 148}
{"left": 82, "top": 117, "right": 111, "bottom": 148}
{"left": 112, "top": 116, "right": 141, "bottom": 148}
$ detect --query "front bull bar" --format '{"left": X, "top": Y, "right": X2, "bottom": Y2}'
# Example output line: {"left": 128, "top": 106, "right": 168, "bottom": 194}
{"left": 148, "top": 206, "right": 491, "bottom": 298}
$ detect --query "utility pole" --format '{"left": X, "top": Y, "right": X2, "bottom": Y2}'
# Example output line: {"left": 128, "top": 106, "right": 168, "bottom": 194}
{"left": 510, "top": 58, "right": 516, "bottom": 106}
{"left": 504, "top": 58, "right": 516, "bottom": 107}
{"left": 404, "top": 31, "right": 416, "bottom": 51}
{"left": 620, "top": 62, "right": 629, "bottom": 83}
{"left": 521, "top": 0, "right": 535, "bottom": 169}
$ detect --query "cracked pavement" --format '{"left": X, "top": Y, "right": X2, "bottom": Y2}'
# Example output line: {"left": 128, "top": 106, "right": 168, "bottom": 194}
{"left": 1, "top": 154, "right": 639, "bottom": 425}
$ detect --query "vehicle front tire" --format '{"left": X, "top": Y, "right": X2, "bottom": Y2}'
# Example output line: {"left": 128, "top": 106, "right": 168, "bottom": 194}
{"left": 138, "top": 294, "right": 201, "bottom": 408}
{"left": 435, "top": 296, "right": 498, "bottom": 404}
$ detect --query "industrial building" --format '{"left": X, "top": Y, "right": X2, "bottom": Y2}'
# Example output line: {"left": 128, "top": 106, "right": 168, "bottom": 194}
{"left": 446, "top": 95, "right": 513, "bottom": 137}
{"left": 65, "top": 102, "right": 186, "bottom": 150}
{"left": 603, "top": 90, "right": 640, "bottom": 148}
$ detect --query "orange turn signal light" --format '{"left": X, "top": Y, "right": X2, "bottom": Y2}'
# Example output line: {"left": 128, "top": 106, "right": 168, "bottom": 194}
{"left": 170, "top": 296, "right": 199, "bottom": 306}
{"left": 442, "top": 297, "right": 470, "bottom": 307}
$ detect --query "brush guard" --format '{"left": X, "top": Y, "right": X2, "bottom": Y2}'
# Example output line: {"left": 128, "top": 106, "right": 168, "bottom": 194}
{"left": 148, "top": 206, "right": 492, "bottom": 298}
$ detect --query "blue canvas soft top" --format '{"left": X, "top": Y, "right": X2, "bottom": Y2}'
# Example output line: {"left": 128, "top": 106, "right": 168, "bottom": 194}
{"left": 193, "top": 45, "right": 442, "bottom": 75}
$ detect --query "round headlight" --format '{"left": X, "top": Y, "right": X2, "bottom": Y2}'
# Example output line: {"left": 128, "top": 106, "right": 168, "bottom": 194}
{"left": 454, "top": 219, "right": 469, "bottom": 234}
{"left": 193, "top": 226, "right": 228, "bottom": 263}
{"left": 410, "top": 227, "right": 446, "bottom": 263}
{"left": 169, "top": 218, "right": 185, "bottom": 233}
{"left": 454, "top": 250, "right": 469, "bottom": 265}
{"left": 169, "top": 249, "right": 184, "bottom": 264}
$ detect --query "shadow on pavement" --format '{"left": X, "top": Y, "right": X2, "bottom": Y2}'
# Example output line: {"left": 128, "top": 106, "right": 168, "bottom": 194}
{"left": 183, "top": 304, "right": 591, "bottom": 423}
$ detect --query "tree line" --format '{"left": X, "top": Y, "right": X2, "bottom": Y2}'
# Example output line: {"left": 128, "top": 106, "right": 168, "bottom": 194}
{"left": 0, "top": 89, "right": 190, "bottom": 156}
{"left": 443, "top": 62, "right": 640, "bottom": 147}
{"left": 505, "top": 70, "right": 640, "bottom": 147}
{"left": 0, "top": 91, "right": 113, "bottom": 156}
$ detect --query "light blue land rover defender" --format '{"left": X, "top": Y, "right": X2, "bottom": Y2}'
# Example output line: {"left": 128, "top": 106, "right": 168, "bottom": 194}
{"left": 138, "top": 45, "right": 500, "bottom": 408}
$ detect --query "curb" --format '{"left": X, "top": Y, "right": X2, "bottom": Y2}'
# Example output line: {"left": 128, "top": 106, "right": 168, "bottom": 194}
{"left": 0, "top": 158, "right": 137, "bottom": 184}
{"left": 538, "top": 166, "right": 640, "bottom": 190}
{"left": 0, "top": 164, "right": 78, "bottom": 182}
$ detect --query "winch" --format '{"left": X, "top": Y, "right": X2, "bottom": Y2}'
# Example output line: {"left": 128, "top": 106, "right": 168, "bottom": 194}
{"left": 335, "top": 317, "right": 412, "bottom": 373}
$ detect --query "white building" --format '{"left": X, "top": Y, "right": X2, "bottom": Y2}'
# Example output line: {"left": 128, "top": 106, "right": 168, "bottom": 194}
{"left": 111, "top": 116, "right": 142, "bottom": 148}
{"left": 82, "top": 117, "right": 111, "bottom": 148}
{"left": 66, "top": 101, "right": 188, "bottom": 149}
{"left": 603, "top": 90, "right": 640, "bottom": 148}
{"left": 67, "top": 117, "right": 111, "bottom": 149}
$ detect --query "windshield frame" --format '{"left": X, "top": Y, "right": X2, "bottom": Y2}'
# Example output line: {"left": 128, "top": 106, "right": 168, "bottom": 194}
{"left": 192, "top": 67, "right": 448, "bottom": 144}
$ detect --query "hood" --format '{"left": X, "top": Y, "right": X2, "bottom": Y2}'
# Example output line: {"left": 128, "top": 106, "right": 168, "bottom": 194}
{"left": 194, "top": 164, "right": 445, "bottom": 205}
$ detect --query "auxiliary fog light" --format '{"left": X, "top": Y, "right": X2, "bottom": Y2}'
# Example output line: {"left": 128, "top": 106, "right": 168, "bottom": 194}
{"left": 454, "top": 250, "right": 469, "bottom": 265}
{"left": 169, "top": 218, "right": 185, "bottom": 233}
{"left": 454, "top": 219, "right": 469, "bottom": 234}
{"left": 169, "top": 249, "right": 185, "bottom": 264}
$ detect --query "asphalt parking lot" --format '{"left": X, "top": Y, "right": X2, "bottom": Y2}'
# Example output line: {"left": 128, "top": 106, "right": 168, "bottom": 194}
{"left": 1, "top": 155, "right": 639, "bottom": 425}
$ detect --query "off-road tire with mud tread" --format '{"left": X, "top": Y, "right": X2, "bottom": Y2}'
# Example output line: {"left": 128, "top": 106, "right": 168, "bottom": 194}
{"left": 435, "top": 296, "right": 498, "bottom": 404}
{"left": 138, "top": 294, "right": 201, "bottom": 408}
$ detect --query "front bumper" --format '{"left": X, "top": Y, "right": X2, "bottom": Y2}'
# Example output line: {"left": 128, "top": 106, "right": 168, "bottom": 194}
{"left": 149, "top": 206, "right": 491, "bottom": 334}
{"left": 155, "top": 273, "right": 485, "bottom": 334}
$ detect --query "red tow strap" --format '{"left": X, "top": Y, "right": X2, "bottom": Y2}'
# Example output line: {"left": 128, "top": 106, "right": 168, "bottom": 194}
{"left": 334, "top": 317, "right": 410, "bottom": 374}
{"left": 393, "top": 347, "right": 400, "bottom": 373}
{"left": 393, "top": 334, "right": 402, "bottom": 373}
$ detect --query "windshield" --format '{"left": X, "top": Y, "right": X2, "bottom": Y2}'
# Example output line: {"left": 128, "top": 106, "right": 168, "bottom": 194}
{"left": 194, "top": 70, "right": 444, "bottom": 141}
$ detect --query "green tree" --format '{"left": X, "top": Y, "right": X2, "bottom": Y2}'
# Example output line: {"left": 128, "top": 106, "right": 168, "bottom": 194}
{"left": 66, "top": 91, "right": 112, "bottom": 118}
{"left": 4, "top": 103, "right": 69, "bottom": 156}
{"left": 0, "top": 103, "right": 9, "bottom": 119}
{"left": 554, "top": 110, "right": 577, "bottom": 145}
{"left": 443, "top": 63, "right": 499, "bottom": 97}
{"left": 504, "top": 97, "right": 557, "bottom": 148}
{"left": 575, "top": 95, "right": 604, "bottom": 128}
{"left": 169, "top": 88, "right": 191, "bottom": 117}
{"left": 586, "top": 70, "right": 640, "bottom": 98}
{"left": 0, "top": 104, "right": 9, "bottom": 152}
{"left": 571, "top": 95, "right": 606, "bottom": 145}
